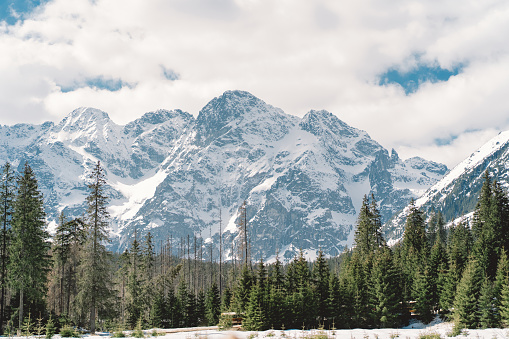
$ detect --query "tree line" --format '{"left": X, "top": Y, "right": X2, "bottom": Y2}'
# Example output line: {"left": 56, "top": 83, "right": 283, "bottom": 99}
{"left": 1, "top": 160, "right": 509, "bottom": 334}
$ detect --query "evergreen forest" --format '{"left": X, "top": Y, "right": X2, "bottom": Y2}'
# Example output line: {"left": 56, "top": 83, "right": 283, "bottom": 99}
{"left": 1, "top": 160, "right": 509, "bottom": 335}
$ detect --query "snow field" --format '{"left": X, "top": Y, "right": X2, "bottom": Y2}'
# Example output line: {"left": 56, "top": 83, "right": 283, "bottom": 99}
{"left": 43, "top": 322, "right": 509, "bottom": 339}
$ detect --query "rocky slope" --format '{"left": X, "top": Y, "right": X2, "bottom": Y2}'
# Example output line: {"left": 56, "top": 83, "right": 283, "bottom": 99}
{"left": 0, "top": 90, "right": 447, "bottom": 260}
{"left": 384, "top": 131, "right": 509, "bottom": 242}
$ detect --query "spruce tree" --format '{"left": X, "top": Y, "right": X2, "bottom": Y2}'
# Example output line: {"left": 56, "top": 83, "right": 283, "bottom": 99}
{"left": 328, "top": 273, "right": 344, "bottom": 327}
{"left": 312, "top": 249, "right": 329, "bottom": 323}
{"left": 0, "top": 162, "right": 15, "bottom": 332}
{"left": 221, "top": 287, "right": 231, "bottom": 311}
{"left": 149, "top": 291, "right": 164, "bottom": 328}
{"left": 205, "top": 282, "right": 220, "bottom": 326}
{"left": 8, "top": 163, "right": 50, "bottom": 331}
{"left": 0, "top": 162, "right": 16, "bottom": 333}
{"left": 472, "top": 171, "right": 500, "bottom": 279}
{"left": 345, "top": 251, "right": 369, "bottom": 328}
{"left": 126, "top": 233, "right": 144, "bottom": 328}
{"left": 243, "top": 283, "right": 266, "bottom": 331}
{"left": 185, "top": 289, "right": 197, "bottom": 327}
{"left": 370, "top": 247, "right": 401, "bottom": 327}
{"left": 493, "top": 249, "right": 509, "bottom": 325}
{"left": 477, "top": 277, "right": 496, "bottom": 328}
{"left": 370, "top": 247, "right": 400, "bottom": 328}
{"left": 453, "top": 258, "right": 483, "bottom": 329}
{"left": 429, "top": 235, "right": 448, "bottom": 313}
{"left": 354, "top": 195, "right": 384, "bottom": 255}
{"left": 74, "top": 161, "right": 113, "bottom": 333}
{"left": 232, "top": 264, "right": 252, "bottom": 314}
{"left": 403, "top": 199, "right": 428, "bottom": 258}
{"left": 413, "top": 266, "right": 434, "bottom": 324}
{"left": 196, "top": 290, "right": 206, "bottom": 325}
{"left": 271, "top": 253, "right": 284, "bottom": 290}
{"left": 441, "top": 222, "right": 472, "bottom": 315}
{"left": 499, "top": 275, "right": 509, "bottom": 327}
{"left": 401, "top": 199, "right": 428, "bottom": 303}
{"left": 267, "top": 283, "right": 286, "bottom": 329}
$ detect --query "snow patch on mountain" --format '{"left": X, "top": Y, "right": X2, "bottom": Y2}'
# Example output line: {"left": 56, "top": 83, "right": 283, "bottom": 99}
{"left": 384, "top": 131, "right": 509, "bottom": 244}
{"left": 0, "top": 90, "right": 447, "bottom": 260}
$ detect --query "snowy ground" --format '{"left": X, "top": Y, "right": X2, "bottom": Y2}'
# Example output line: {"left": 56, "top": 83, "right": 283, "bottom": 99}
{"left": 17, "top": 319, "right": 509, "bottom": 339}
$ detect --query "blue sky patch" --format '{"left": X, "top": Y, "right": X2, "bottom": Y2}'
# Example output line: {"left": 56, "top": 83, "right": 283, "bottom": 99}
{"left": 60, "top": 77, "right": 135, "bottom": 93}
{"left": 0, "top": 0, "right": 46, "bottom": 25}
{"left": 379, "top": 63, "right": 462, "bottom": 95}
{"left": 434, "top": 135, "right": 458, "bottom": 146}
{"left": 162, "top": 66, "right": 180, "bottom": 81}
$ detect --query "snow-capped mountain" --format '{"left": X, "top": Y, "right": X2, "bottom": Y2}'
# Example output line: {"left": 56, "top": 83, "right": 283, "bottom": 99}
{"left": 0, "top": 90, "right": 447, "bottom": 260}
{"left": 384, "top": 131, "right": 509, "bottom": 242}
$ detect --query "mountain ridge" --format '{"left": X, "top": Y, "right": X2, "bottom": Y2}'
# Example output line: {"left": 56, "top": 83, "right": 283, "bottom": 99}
{"left": 383, "top": 130, "right": 509, "bottom": 242}
{"left": 0, "top": 90, "right": 448, "bottom": 260}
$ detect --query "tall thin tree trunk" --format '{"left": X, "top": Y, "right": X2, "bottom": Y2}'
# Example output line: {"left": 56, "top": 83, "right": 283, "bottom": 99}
{"left": 18, "top": 289, "right": 23, "bottom": 333}
{"left": 90, "top": 300, "right": 96, "bottom": 334}
{"left": 194, "top": 236, "right": 197, "bottom": 294}
{"left": 0, "top": 177, "right": 8, "bottom": 333}
{"left": 187, "top": 235, "right": 190, "bottom": 288}
{"left": 219, "top": 208, "right": 222, "bottom": 295}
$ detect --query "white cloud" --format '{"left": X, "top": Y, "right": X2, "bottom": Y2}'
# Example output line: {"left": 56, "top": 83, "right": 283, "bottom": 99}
{"left": 0, "top": 0, "right": 508, "bottom": 168}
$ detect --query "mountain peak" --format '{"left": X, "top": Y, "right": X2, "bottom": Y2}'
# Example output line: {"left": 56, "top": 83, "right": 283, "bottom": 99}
{"left": 195, "top": 90, "right": 287, "bottom": 143}
{"left": 67, "top": 107, "right": 110, "bottom": 121}
{"left": 301, "top": 109, "right": 362, "bottom": 139}
{"left": 196, "top": 90, "right": 266, "bottom": 125}
{"left": 57, "top": 107, "right": 112, "bottom": 131}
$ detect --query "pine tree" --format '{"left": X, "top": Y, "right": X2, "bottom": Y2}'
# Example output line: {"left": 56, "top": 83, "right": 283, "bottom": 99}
{"left": 453, "top": 258, "right": 483, "bottom": 329}
{"left": 196, "top": 290, "right": 206, "bottom": 325}
{"left": 242, "top": 283, "right": 266, "bottom": 331}
{"left": 52, "top": 212, "right": 71, "bottom": 315}
{"left": 427, "top": 210, "right": 445, "bottom": 247}
{"left": 205, "top": 282, "right": 220, "bottom": 326}
{"left": 413, "top": 266, "right": 434, "bottom": 324}
{"left": 354, "top": 195, "right": 384, "bottom": 255}
{"left": 126, "top": 233, "right": 144, "bottom": 328}
{"left": 165, "top": 288, "right": 179, "bottom": 328}
{"left": 271, "top": 252, "right": 284, "bottom": 290}
{"left": 221, "top": 287, "right": 231, "bottom": 311}
{"left": 401, "top": 199, "right": 429, "bottom": 304}
{"left": 370, "top": 247, "right": 400, "bottom": 328}
{"left": 142, "top": 232, "right": 156, "bottom": 320}
{"left": 313, "top": 249, "right": 329, "bottom": 323}
{"left": 328, "top": 273, "right": 343, "bottom": 327}
{"left": 477, "top": 277, "right": 496, "bottom": 328}
{"left": 500, "top": 275, "right": 509, "bottom": 327}
{"left": 185, "top": 289, "right": 197, "bottom": 327}
{"left": 429, "top": 235, "right": 448, "bottom": 312}
{"left": 8, "top": 163, "right": 50, "bottom": 330}
{"left": 403, "top": 199, "right": 428, "bottom": 258}
{"left": 74, "top": 161, "right": 113, "bottom": 333}
{"left": 267, "top": 283, "right": 286, "bottom": 329}
{"left": 440, "top": 222, "right": 472, "bottom": 315}
{"left": 494, "top": 249, "right": 509, "bottom": 325}
{"left": 149, "top": 290, "right": 164, "bottom": 328}
{"left": 0, "top": 162, "right": 15, "bottom": 332}
{"left": 232, "top": 264, "right": 252, "bottom": 314}
{"left": 472, "top": 171, "right": 500, "bottom": 279}
{"left": 345, "top": 251, "right": 369, "bottom": 328}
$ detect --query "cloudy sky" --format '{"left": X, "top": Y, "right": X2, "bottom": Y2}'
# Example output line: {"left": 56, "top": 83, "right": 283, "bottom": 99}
{"left": 1, "top": 0, "right": 509, "bottom": 168}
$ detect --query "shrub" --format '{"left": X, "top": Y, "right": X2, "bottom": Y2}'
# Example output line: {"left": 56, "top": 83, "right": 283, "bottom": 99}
{"left": 419, "top": 332, "right": 442, "bottom": 339}
{"left": 60, "top": 325, "right": 80, "bottom": 338}
{"left": 218, "top": 314, "right": 233, "bottom": 330}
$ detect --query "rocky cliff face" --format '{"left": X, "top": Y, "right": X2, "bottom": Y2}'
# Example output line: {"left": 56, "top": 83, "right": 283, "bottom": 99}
{"left": 0, "top": 90, "right": 447, "bottom": 260}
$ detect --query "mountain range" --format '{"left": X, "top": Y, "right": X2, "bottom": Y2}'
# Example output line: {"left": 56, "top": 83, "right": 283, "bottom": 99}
{"left": 384, "top": 130, "right": 509, "bottom": 243}
{"left": 0, "top": 90, "right": 448, "bottom": 260}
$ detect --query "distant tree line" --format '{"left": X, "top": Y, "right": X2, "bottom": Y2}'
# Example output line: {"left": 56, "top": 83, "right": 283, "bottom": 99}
{"left": 1, "top": 160, "right": 509, "bottom": 334}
